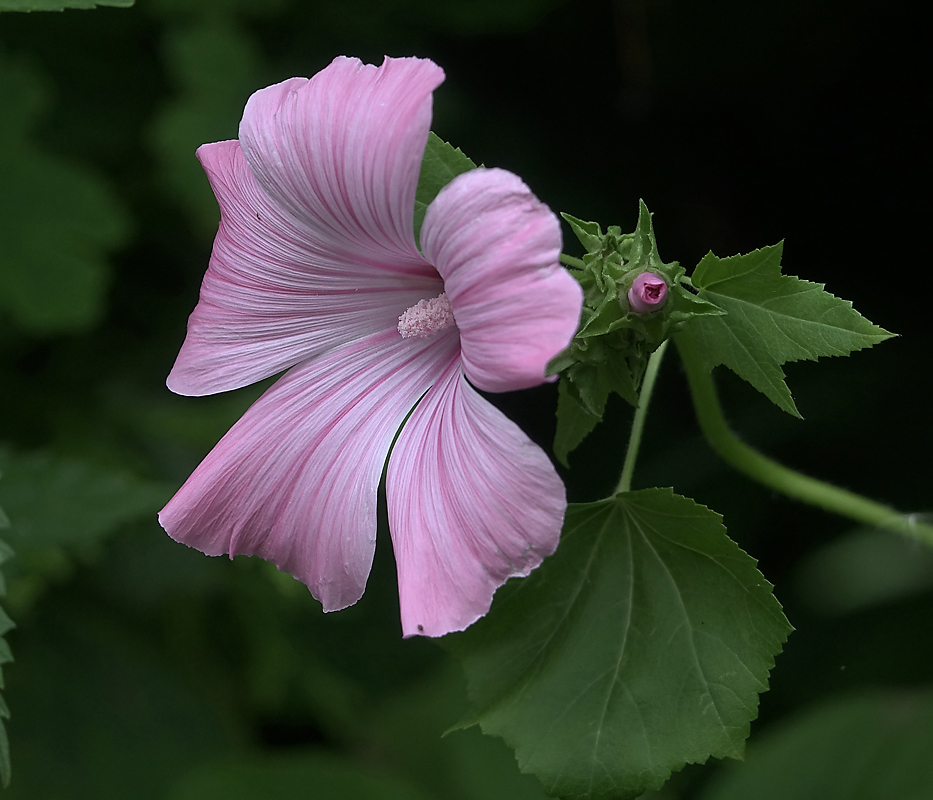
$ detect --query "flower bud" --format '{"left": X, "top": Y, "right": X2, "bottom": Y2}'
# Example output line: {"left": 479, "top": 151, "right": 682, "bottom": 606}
{"left": 627, "top": 271, "right": 668, "bottom": 313}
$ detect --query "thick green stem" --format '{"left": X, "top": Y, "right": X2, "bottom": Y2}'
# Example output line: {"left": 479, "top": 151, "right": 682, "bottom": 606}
{"left": 675, "top": 332, "right": 933, "bottom": 545}
{"left": 616, "top": 340, "right": 669, "bottom": 495}
{"left": 560, "top": 253, "right": 586, "bottom": 269}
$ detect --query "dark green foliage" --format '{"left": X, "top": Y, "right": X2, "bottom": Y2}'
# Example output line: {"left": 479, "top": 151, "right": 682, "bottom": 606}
{"left": 0, "top": 58, "right": 129, "bottom": 333}
{"left": 447, "top": 490, "right": 791, "bottom": 799}
{"left": 700, "top": 689, "right": 933, "bottom": 800}
{"left": 686, "top": 245, "right": 894, "bottom": 417}
{"left": 553, "top": 202, "right": 722, "bottom": 464}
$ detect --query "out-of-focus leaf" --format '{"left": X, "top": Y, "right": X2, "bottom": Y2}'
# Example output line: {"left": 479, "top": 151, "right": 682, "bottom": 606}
{"left": 0, "top": 58, "right": 129, "bottom": 332}
{"left": 0, "top": 447, "right": 169, "bottom": 557}
{"left": 367, "top": 666, "right": 550, "bottom": 800}
{"left": 3, "top": 604, "right": 240, "bottom": 800}
{"left": 166, "top": 753, "right": 435, "bottom": 800}
{"left": 699, "top": 689, "right": 933, "bottom": 800}
{"left": 149, "top": 20, "right": 262, "bottom": 235}
{"left": 0, "top": 447, "right": 169, "bottom": 611}
{"left": 794, "top": 524, "right": 933, "bottom": 616}
{"left": 147, "top": 0, "right": 287, "bottom": 17}
{"left": 0, "top": 0, "right": 132, "bottom": 10}
{"left": 447, "top": 489, "right": 791, "bottom": 800}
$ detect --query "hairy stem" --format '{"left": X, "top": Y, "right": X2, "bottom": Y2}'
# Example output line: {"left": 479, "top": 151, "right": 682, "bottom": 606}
{"left": 616, "top": 340, "right": 669, "bottom": 495}
{"left": 675, "top": 332, "right": 933, "bottom": 545}
{"left": 559, "top": 253, "right": 586, "bottom": 269}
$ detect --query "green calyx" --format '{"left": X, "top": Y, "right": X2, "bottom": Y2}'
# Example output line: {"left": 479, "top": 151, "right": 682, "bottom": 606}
{"left": 550, "top": 201, "right": 723, "bottom": 464}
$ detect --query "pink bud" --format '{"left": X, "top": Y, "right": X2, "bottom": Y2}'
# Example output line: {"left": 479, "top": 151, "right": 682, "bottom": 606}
{"left": 627, "top": 272, "right": 668, "bottom": 313}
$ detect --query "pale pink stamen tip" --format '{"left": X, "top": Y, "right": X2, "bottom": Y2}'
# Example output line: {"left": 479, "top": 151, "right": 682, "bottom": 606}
{"left": 397, "top": 292, "right": 456, "bottom": 339}
{"left": 628, "top": 272, "right": 668, "bottom": 313}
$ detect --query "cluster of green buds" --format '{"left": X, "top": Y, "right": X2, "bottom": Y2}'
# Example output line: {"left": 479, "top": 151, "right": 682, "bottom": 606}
{"left": 549, "top": 201, "right": 723, "bottom": 463}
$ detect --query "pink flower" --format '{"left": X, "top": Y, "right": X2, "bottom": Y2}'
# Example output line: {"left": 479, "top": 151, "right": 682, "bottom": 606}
{"left": 627, "top": 271, "right": 668, "bottom": 313}
{"left": 159, "top": 56, "right": 583, "bottom": 637}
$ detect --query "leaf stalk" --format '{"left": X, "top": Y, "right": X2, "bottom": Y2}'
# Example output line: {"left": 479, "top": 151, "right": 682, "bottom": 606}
{"left": 675, "top": 332, "right": 933, "bottom": 545}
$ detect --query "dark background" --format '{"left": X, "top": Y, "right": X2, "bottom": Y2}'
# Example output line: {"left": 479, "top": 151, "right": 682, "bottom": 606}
{"left": 0, "top": 1, "right": 930, "bottom": 797}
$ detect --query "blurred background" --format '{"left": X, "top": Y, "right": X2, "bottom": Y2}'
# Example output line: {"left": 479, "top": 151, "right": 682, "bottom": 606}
{"left": 0, "top": 0, "right": 930, "bottom": 797}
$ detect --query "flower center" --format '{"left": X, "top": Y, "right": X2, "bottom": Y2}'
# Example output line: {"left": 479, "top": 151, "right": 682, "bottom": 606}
{"left": 397, "top": 292, "right": 456, "bottom": 339}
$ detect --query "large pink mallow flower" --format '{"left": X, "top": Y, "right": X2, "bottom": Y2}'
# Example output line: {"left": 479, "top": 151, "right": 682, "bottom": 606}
{"left": 159, "top": 55, "right": 583, "bottom": 637}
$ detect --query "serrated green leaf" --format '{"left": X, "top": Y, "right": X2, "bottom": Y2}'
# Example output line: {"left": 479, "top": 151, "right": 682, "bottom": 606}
{"left": 554, "top": 378, "right": 601, "bottom": 467}
{"left": 699, "top": 689, "right": 933, "bottom": 800}
{"left": 413, "top": 131, "right": 477, "bottom": 247}
{"left": 0, "top": 58, "right": 129, "bottom": 333}
{"left": 0, "top": 0, "right": 132, "bottom": 9}
{"left": 686, "top": 244, "right": 894, "bottom": 416}
{"left": 446, "top": 488, "right": 791, "bottom": 800}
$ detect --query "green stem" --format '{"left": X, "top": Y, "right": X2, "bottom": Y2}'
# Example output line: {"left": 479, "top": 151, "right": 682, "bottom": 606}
{"left": 560, "top": 253, "right": 586, "bottom": 269}
{"left": 675, "top": 332, "right": 933, "bottom": 545}
{"left": 616, "top": 340, "right": 669, "bottom": 495}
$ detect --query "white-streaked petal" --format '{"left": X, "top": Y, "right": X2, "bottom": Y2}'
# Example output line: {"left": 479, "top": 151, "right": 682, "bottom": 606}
{"left": 421, "top": 167, "right": 583, "bottom": 393}
{"left": 239, "top": 56, "right": 444, "bottom": 271}
{"left": 160, "top": 328, "right": 459, "bottom": 613}
{"left": 168, "top": 140, "right": 442, "bottom": 396}
{"left": 386, "top": 363, "right": 566, "bottom": 637}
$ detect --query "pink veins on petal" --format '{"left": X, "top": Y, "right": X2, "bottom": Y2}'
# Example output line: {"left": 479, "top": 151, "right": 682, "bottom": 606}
{"left": 159, "top": 55, "right": 584, "bottom": 638}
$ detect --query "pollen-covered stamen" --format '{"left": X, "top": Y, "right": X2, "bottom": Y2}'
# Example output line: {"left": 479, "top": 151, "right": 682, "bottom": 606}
{"left": 397, "top": 292, "right": 456, "bottom": 339}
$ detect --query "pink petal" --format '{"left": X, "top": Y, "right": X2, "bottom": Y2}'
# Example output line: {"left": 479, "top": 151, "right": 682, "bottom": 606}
{"left": 386, "top": 362, "right": 566, "bottom": 637}
{"left": 168, "top": 140, "right": 442, "bottom": 396}
{"left": 239, "top": 56, "right": 443, "bottom": 272}
{"left": 160, "top": 329, "right": 459, "bottom": 613}
{"left": 421, "top": 168, "right": 583, "bottom": 393}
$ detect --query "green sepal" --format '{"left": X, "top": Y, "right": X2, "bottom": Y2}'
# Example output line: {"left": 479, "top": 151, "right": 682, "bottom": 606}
{"left": 446, "top": 488, "right": 791, "bottom": 800}
{"left": 684, "top": 243, "right": 894, "bottom": 417}
{"left": 413, "top": 131, "right": 477, "bottom": 249}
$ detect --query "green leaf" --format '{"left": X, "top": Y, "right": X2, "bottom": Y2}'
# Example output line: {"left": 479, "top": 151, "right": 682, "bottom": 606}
{"left": 0, "top": 58, "right": 129, "bottom": 333}
{"left": 413, "top": 132, "right": 477, "bottom": 247}
{"left": 553, "top": 350, "right": 638, "bottom": 467}
{"left": 686, "top": 244, "right": 894, "bottom": 417}
{"left": 699, "top": 689, "right": 933, "bottom": 800}
{"left": 447, "top": 488, "right": 791, "bottom": 800}
{"left": 0, "top": 0, "right": 132, "bottom": 9}
{"left": 553, "top": 379, "right": 601, "bottom": 467}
